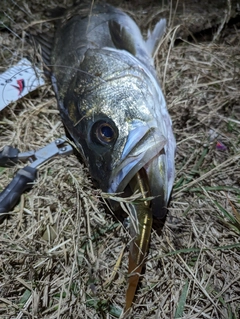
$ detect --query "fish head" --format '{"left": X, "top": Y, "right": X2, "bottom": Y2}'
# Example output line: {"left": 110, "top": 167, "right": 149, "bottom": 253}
{"left": 60, "top": 48, "right": 175, "bottom": 220}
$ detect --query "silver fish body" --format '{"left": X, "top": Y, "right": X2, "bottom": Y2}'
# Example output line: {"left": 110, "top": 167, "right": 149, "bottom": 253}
{"left": 49, "top": 2, "right": 175, "bottom": 220}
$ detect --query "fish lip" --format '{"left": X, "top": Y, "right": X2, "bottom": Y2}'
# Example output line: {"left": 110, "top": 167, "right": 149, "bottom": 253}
{"left": 108, "top": 125, "right": 167, "bottom": 194}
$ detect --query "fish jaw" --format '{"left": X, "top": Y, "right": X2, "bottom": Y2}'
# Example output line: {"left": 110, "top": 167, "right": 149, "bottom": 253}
{"left": 108, "top": 125, "right": 166, "bottom": 192}
{"left": 108, "top": 118, "right": 173, "bottom": 220}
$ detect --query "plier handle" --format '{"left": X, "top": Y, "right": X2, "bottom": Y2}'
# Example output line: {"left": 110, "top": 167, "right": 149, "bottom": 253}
{"left": 0, "top": 137, "right": 73, "bottom": 222}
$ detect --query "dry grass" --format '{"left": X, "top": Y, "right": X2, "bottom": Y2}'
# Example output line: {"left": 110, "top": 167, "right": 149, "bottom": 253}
{"left": 0, "top": 1, "right": 240, "bottom": 318}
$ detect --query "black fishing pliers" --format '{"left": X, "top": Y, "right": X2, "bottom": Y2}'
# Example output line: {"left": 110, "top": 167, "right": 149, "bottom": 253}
{"left": 0, "top": 137, "right": 73, "bottom": 222}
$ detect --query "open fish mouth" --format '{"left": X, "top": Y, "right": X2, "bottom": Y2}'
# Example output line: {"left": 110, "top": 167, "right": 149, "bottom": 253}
{"left": 108, "top": 121, "right": 168, "bottom": 218}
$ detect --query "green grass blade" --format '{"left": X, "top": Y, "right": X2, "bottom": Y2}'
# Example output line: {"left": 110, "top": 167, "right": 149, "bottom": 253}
{"left": 175, "top": 280, "right": 189, "bottom": 318}
{"left": 18, "top": 289, "right": 31, "bottom": 308}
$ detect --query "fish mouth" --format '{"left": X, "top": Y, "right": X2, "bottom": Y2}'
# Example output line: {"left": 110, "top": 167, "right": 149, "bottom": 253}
{"left": 108, "top": 121, "right": 168, "bottom": 219}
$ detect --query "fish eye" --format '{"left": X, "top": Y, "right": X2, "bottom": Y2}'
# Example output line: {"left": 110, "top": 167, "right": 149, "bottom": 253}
{"left": 91, "top": 120, "right": 117, "bottom": 145}
{"left": 99, "top": 123, "right": 114, "bottom": 140}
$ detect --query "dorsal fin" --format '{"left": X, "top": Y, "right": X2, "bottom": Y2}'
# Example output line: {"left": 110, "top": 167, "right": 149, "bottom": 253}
{"left": 108, "top": 19, "right": 137, "bottom": 56}
{"left": 30, "top": 32, "right": 54, "bottom": 68}
{"left": 146, "top": 19, "right": 166, "bottom": 57}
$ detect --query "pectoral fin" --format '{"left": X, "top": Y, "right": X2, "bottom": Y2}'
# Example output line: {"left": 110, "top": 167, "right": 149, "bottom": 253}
{"left": 109, "top": 20, "right": 137, "bottom": 56}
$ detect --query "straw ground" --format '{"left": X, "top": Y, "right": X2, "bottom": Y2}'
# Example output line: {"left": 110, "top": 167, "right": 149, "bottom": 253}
{"left": 0, "top": 1, "right": 240, "bottom": 318}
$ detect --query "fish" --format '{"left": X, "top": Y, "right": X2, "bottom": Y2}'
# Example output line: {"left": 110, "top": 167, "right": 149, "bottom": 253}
{"left": 35, "top": 1, "right": 175, "bottom": 312}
